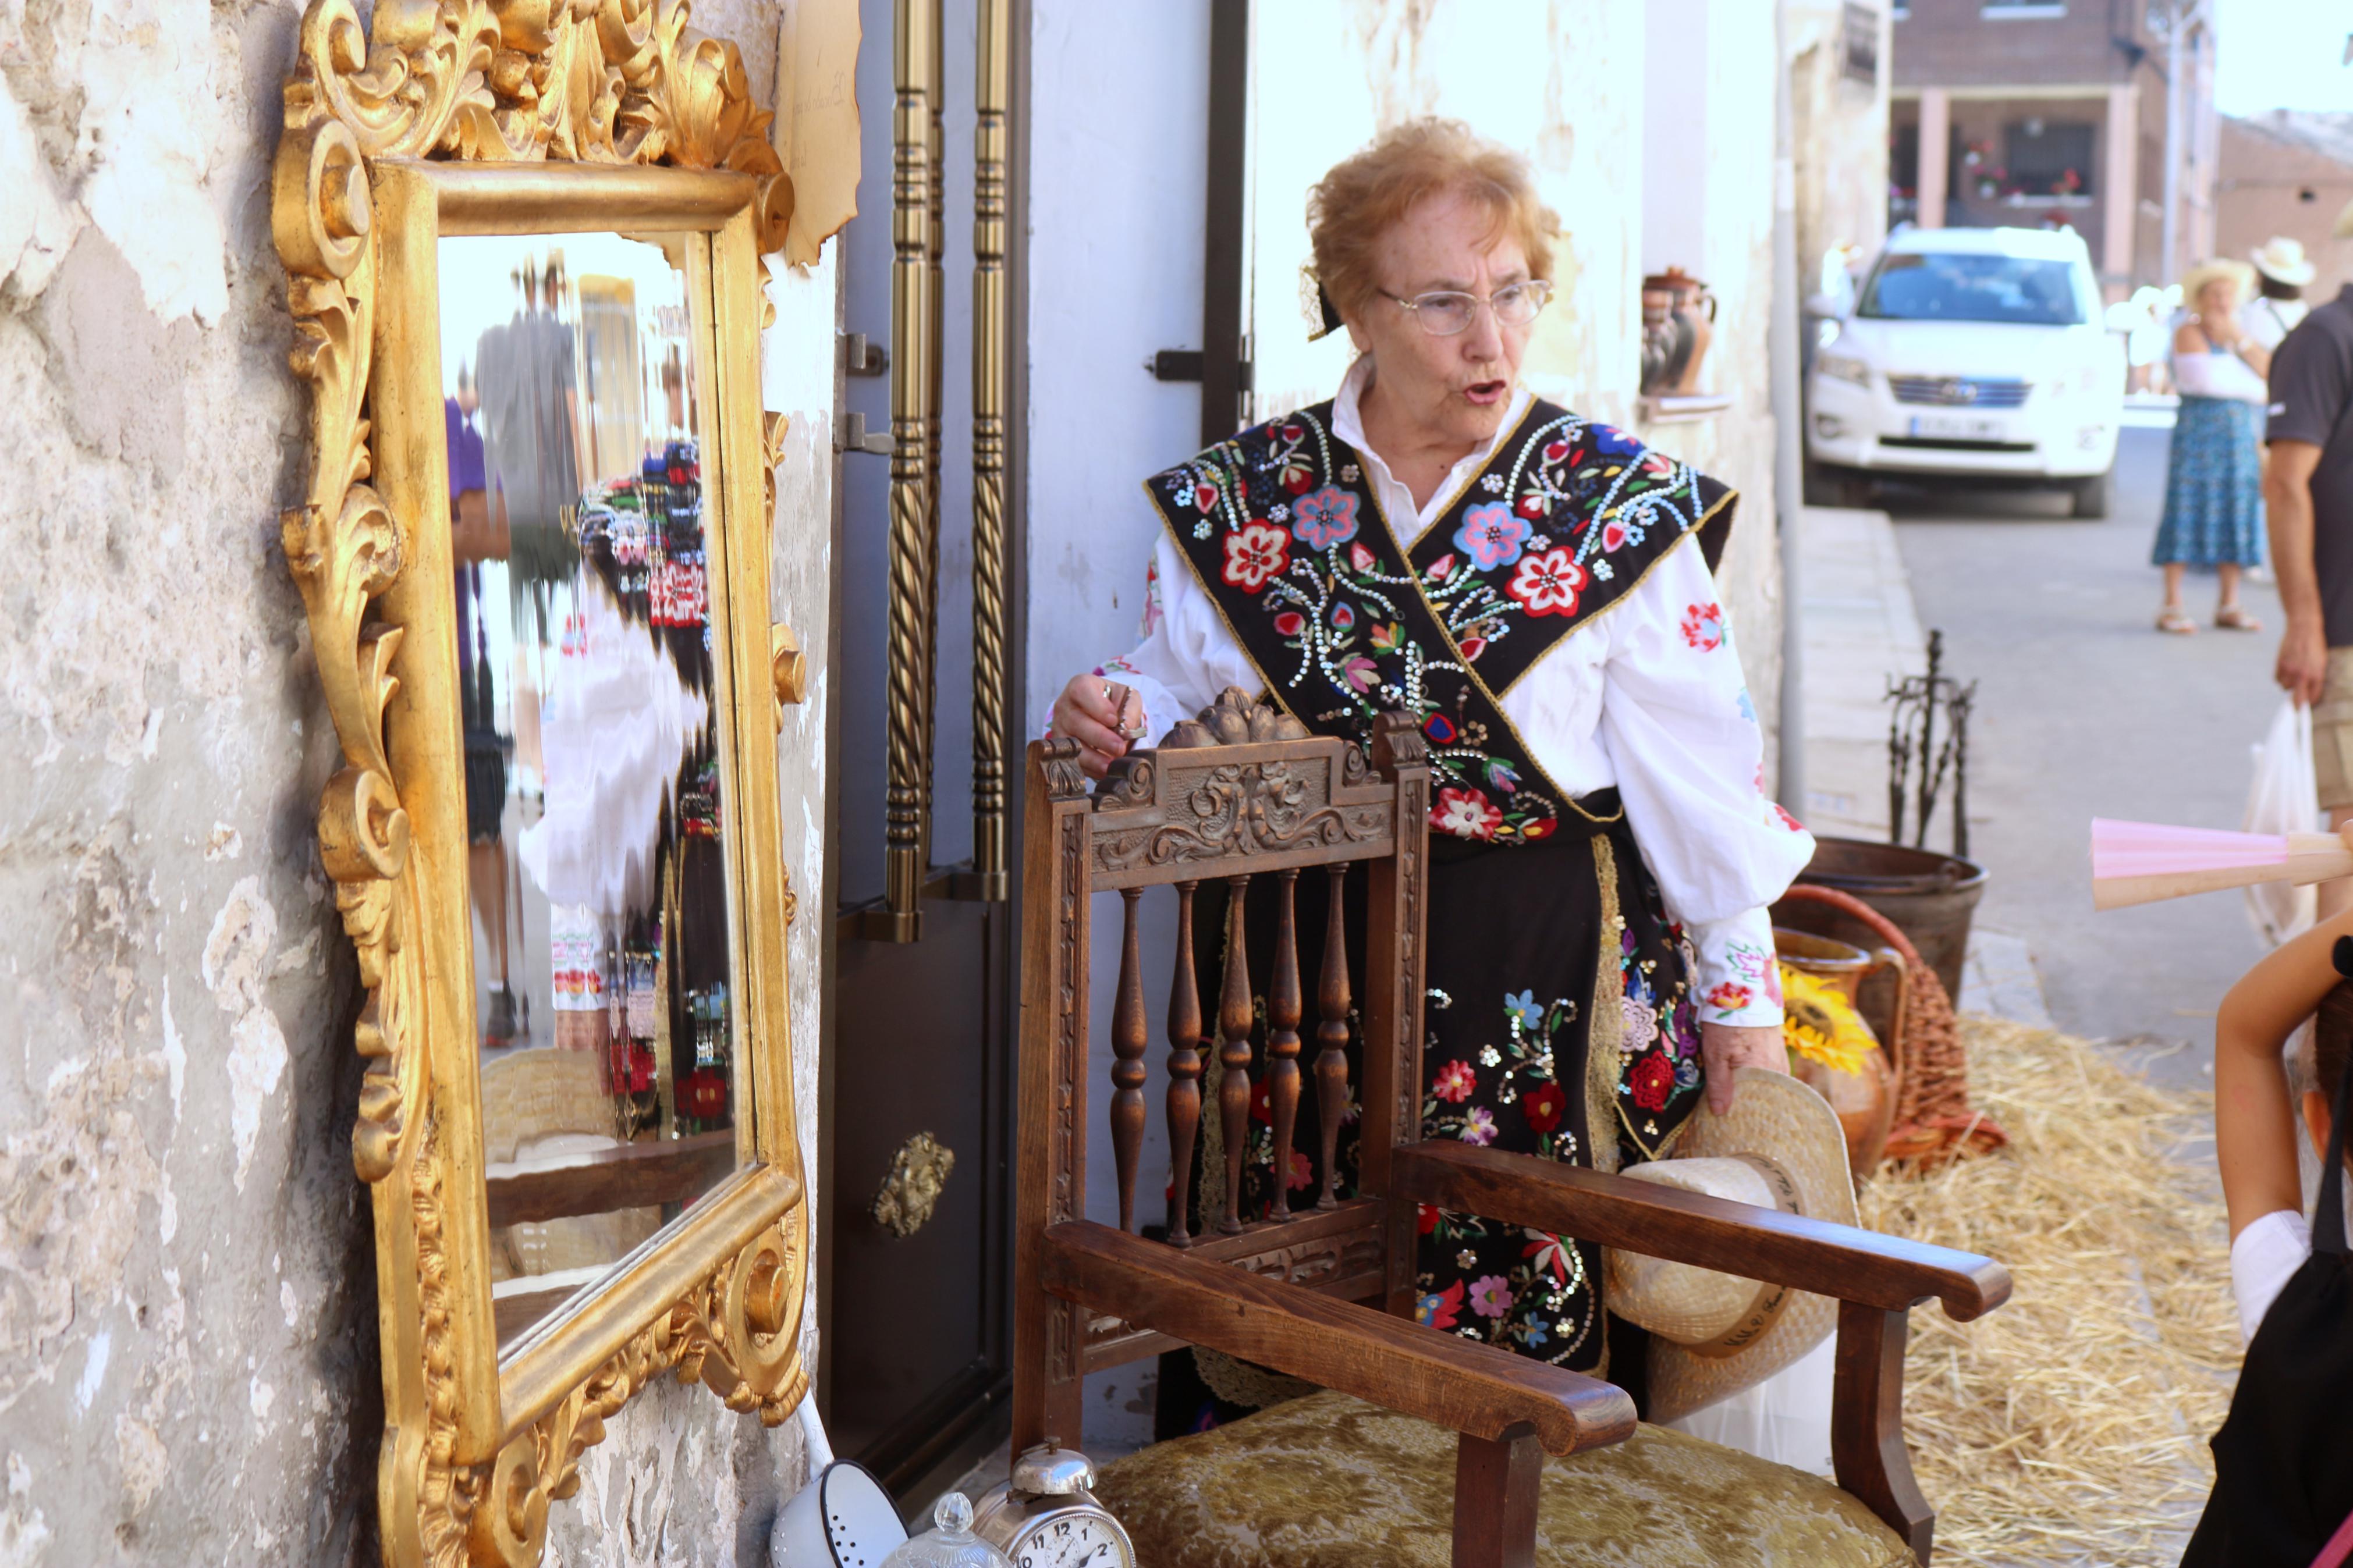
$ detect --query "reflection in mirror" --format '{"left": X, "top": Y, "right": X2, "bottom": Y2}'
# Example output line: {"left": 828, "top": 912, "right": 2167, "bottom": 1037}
{"left": 438, "top": 232, "right": 744, "bottom": 1348}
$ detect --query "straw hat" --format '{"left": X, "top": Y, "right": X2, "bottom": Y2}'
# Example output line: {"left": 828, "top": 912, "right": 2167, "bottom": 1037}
{"left": 2251, "top": 236, "right": 2317, "bottom": 287}
{"left": 2179, "top": 257, "right": 2256, "bottom": 308}
{"left": 1604, "top": 1067, "right": 1858, "bottom": 1422}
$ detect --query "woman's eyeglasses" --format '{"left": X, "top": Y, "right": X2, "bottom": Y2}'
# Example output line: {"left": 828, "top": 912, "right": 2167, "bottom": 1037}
{"left": 1380, "top": 280, "right": 1552, "bottom": 336}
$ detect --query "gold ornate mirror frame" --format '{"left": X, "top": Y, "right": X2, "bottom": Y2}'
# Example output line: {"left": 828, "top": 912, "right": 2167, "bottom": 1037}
{"left": 272, "top": 5, "right": 808, "bottom": 1563}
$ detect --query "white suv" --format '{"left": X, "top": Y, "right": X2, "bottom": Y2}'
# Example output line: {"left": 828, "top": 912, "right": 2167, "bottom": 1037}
{"left": 1805, "top": 226, "right": 2124, "bottom": 517}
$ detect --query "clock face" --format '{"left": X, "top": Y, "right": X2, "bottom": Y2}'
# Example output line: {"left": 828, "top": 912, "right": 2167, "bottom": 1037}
{"left": 1007, "top": 1510, "right": 1132, "bottom": 1568}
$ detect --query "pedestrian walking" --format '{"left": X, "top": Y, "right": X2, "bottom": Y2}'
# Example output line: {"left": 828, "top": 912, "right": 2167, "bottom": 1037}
{"left": 2244, "top": 236, "right": 2316, "bottom": 355}
{"left": 2269, "top": 241, "right": 2353, "bottom": 915}
{"left": 2154, "top": 258, "right": 2269, "bottom": 635}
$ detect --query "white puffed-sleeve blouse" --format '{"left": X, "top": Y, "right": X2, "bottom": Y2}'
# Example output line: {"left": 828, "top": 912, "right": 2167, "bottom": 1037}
{"left": 1081, "top": 357, "right": 1815, "bottom": 1028}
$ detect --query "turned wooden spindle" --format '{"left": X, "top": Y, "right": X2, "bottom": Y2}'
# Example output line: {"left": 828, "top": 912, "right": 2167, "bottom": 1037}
{"left": 1314, "top": 862, "right": 1353, "bottom": 1211}
{"left": 1217, "top": 875, "right": 1255, "bottom": 1235}
{"left": 1110, "top": 887, "right": 1149, "bottom": 1233}
{"left": 1264, "top": 869, "right": 1303, "bottom": 1222}
{"left": 1165, "top": 881, "right": 1204, "bottom": 1247}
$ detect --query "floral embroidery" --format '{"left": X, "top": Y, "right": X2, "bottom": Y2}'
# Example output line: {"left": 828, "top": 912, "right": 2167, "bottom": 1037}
{"left": 1630, "top": 1050, "right": 1674, "bottom": 1111}
{"left": 1680, "top": 601, "right": 1724, "bottom": 651}
{"left": 1706, "top": 980, "right": 1752, "bottom": 1011}
{"left": 1505, "top": 547, "right": 1587, "bottom": 618}
{"left": 1522, "top": 1082, "right": 1566, "bottom": 1132}
{"left": 1151, "top": 399, "right": 1724, "bottom": 862}
{"left": 1220, "top": 521, "right": 1289, "bottom": 590}
{"left": 1454, "top": 502, "right": 1531, "bottom": 571}
{"left": 1138, "top": 560, "right": 1167, "bottom": 638}
{"left": 1772, "top": 801, "right": 1806, "bottom": 833}
{"left": 1433, "top": 785, "right": 1503, "bottom": 841}
{"left": 1417, "top": 1279, "right": 1465, "bottom": 1329}
{"left": 1469, "top": 1275, "right": 1515, "bottom": 1319}
{"left": 1432, "top": 1059, "right": 1478, "bottom": 1103}
{"left": 1504, "top": 990, "right": 1543, "bottom": 1029}
{"left": 1289, "top": 485, "right": 1361, "bottom": 550}
{"left": 1460, "top": 1105, "right": 1499, "bottom": 1146}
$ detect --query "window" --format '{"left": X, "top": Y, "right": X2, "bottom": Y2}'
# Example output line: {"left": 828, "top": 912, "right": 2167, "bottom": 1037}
{"left": 1982, "top": 0, "right": 2066, "bottom": 15}
{"left": 1859, "top": 253, "right": 2088, "bottom": 326}
{"left": 2003, "top": 118, "right": 2096, "bottom": 197}
{"left": 1842, "top": 2, "right": 1880, "bottom": 81}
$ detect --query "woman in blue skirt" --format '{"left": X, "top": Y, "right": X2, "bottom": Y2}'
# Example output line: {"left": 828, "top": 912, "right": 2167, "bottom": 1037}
{"left": 2154, "top": 258, "right": 2270, "bottom": 634}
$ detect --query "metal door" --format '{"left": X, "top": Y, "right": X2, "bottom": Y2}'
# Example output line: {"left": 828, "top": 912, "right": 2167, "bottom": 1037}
{"left": 821, "top": 0, "right": 1025, "bottom": 1496}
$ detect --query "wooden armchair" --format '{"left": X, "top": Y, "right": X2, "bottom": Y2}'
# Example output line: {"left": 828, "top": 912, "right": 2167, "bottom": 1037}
{"left": 1013, "top": 716, "right": 2010, "bottom": 1567}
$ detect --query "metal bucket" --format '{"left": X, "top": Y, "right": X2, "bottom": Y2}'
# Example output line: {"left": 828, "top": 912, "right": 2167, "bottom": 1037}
{"left": 1771, "top": 836, "right": 1987, "bottom": 1003}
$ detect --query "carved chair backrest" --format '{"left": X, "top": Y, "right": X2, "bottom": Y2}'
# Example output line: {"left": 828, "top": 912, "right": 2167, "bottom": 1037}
{"left": 1017, "top": 706, "right": 1432, "bottom": 1403}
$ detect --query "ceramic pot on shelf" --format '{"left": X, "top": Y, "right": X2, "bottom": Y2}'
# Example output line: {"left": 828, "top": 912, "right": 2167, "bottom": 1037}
{"left": 1772, "top": 928, "right": 1905, "bottom": 1179}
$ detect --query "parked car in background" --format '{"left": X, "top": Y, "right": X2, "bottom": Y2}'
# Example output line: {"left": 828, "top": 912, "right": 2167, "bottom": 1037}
{"left": 1805, "top": 226, "right": 2125, "bottom": 517}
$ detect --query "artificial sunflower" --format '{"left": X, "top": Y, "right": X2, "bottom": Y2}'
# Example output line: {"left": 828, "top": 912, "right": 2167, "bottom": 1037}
{"left": 1779, "top": 963, "right": 1876, "bottom": 1077}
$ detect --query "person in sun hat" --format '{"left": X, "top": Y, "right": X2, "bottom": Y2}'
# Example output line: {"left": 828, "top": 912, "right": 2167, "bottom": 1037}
{"left": 1045, "top": 118, "right": 1815, "bottom": 1409}
{"left": 2245, "top": 236, "right": 2318, "bottom": 354}
{"left": 1607, "top": 1065, "right": 1859, "bottom": 1473}
{"left": 2153, "top": 258, "right": 2270, "bottom": 635}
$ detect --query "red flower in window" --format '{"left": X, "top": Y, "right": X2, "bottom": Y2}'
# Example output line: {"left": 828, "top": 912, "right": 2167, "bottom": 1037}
{"left": 1220, "top": 522, "right": 1289, "bottom": 591}
{"left": 1522, "top": 1082, "right": 1567, "bottom": 1133}
{"left": 1505, "top": 547, "right": 1587, "bottom": 618}
{"left": 1680, "top": 602, "right": 1724, "bottom": 651}
{"left": 1630, "top": 1050, "right": 1674, "bottom": 1111}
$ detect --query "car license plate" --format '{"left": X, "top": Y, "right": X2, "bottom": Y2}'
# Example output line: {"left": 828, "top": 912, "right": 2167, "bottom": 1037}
{"left": 1908, "top": 413, "right": 2004, "bottom": 440}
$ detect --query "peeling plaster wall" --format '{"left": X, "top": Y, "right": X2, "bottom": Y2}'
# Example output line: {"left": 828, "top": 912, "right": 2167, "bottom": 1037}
{"left": 1, "top": 2, "right": 830, "bottom": 1563}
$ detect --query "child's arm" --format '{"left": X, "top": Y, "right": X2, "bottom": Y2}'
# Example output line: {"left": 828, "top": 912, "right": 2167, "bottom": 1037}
{"left": 2214, "top": 904, "right": 2353, "bottom": 1238}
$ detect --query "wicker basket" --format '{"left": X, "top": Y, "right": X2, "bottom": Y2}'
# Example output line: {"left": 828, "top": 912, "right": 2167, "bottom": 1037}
{"left": 1776, "top": 884, "right": 2008, "bottom": 1168}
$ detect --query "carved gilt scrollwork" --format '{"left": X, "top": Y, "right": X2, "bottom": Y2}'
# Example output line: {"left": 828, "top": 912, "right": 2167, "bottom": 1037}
{"left": 273, "top": 5, "right": 804, "bottom": 1565}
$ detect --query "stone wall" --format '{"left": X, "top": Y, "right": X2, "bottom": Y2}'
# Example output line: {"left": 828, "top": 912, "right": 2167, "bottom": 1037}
{"left": 0, "top": 2, "right": 832, "bottom": 1563}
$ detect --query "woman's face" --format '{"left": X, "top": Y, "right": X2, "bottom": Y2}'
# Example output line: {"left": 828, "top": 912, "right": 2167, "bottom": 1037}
{"left": 2198, "top": 278, "right": 2241, "bottom": 320}
{"left": 1346, "top": 189, "right": 1533, "bottom": 452}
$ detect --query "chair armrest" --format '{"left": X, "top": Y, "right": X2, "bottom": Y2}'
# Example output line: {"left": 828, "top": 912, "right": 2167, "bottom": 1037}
{"left": 1392, "top": 1142, "right": 2011, "bottom": 1321}
{"left": 1039, "top": 1219, "right": 1634, "bottom": 1457}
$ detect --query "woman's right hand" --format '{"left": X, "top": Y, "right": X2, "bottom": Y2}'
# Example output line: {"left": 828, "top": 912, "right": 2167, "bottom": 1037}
{"left": 1049, "top": 674, "right": 1143, "bottom": 780}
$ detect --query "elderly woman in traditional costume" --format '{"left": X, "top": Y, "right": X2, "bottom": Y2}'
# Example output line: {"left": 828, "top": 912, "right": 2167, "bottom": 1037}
{"left": 1047, "top": 119, "right": 1813, "bottom": 1381}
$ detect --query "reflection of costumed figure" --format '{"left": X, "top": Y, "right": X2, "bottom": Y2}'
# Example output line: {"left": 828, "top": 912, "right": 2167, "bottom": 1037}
{"left": 476, "top": 259, "right": 585, "bottom": 636}
{"left": 520, "top": 569, "right": 708, "bottom": 1054}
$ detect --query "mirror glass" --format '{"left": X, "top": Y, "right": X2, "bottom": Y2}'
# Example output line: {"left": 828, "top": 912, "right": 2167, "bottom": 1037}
{"left": 437, "top": 231, "right": 746, "bottom": 1348}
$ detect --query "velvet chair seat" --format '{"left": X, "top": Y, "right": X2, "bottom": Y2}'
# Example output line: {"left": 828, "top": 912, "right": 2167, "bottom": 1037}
{"left": 1093, "top": 1391, "right": 1913, "bottom": 1568}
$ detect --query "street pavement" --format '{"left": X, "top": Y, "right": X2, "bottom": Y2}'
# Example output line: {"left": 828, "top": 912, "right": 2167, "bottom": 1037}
{"left": 1880, "top": 425, "right": 2284, "bottom": 1091}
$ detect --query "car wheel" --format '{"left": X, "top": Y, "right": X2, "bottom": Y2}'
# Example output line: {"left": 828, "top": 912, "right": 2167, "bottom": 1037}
{"left": 2067, "top": 470, "right": 2111, "bottom": 520}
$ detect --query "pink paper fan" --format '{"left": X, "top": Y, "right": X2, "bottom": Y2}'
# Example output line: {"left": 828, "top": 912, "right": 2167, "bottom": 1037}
{"left": 2091, "top": 817, "right": 2351, "bottom": 911}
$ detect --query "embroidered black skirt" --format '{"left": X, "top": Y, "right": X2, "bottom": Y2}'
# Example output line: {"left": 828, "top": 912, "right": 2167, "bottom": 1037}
{"left": 1155, "top": 791, "right": 1703, "bottom": 1435}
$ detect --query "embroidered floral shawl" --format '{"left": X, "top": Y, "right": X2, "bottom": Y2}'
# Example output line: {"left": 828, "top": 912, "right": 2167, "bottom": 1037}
{"left": 1144, "top": 397, "right": 1734, "bottom": 841}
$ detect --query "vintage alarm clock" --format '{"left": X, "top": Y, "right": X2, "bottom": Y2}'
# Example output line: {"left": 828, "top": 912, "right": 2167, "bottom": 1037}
{"left": 968, "top": 1444, "right": 1136, "bottom": 1567}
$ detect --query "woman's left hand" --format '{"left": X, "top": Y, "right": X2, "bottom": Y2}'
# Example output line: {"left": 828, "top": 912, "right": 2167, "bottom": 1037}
{"left": 1700, "top": 1022, "right": 1788, "bottom": 1116}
